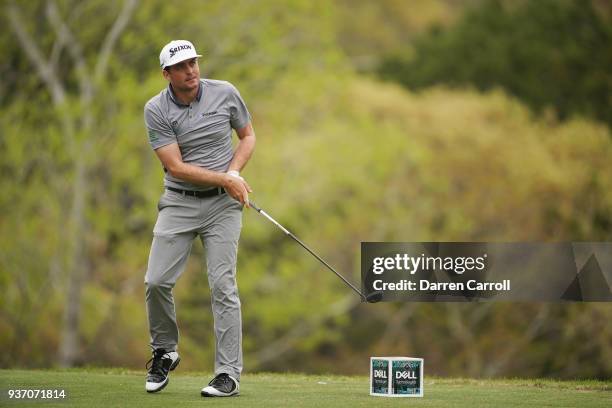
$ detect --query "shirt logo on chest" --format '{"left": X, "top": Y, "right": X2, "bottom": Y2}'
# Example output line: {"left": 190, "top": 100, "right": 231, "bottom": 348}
{"left": 201, "top": 111, "right": 218, "bottom": 117}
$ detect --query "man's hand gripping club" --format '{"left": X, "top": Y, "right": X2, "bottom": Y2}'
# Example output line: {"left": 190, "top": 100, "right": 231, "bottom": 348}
{"left": 223, "top": 170, "right": 252, "bottom": 208}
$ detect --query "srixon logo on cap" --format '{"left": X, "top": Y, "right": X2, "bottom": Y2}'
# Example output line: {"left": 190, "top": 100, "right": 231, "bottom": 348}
{"left": 370, "top": 357, "right": 424, "bottom": 398}
{"left": 169, "top": 44, "right": 192, "bottom": 58}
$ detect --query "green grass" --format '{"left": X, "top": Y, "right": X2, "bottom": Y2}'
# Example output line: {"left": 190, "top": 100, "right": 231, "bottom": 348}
{"left": 0, "top": 369, "right": 610, "bottom": 407}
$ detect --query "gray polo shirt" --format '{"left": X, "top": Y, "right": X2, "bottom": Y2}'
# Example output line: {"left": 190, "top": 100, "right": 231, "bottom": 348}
{"left": 144, "top": 79, "right": 251, "bottom": 191}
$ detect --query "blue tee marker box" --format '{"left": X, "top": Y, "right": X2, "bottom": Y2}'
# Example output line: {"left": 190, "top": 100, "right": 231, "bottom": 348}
{"left": 370, "top": 357, "right": 424, "bottom": 397}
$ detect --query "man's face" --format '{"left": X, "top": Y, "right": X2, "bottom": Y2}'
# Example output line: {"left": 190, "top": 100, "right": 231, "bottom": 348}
{"left": 163, "top": 58, "right": 200, "bottom": 92}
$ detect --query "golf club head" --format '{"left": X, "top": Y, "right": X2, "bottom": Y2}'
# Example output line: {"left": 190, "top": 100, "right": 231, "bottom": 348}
{"left": 365, "top": 291, "right": 383, "bottom": 303}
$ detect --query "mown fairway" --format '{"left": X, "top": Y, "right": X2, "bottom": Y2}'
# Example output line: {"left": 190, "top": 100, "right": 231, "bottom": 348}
{"left": 0, "top": 369, "right": 610, "bottom": 407}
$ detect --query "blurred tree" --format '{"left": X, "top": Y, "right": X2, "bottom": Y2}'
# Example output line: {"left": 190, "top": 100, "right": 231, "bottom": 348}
{"left": 0, "top": 0, "right": 611, "bottom": 379}
{"left": 4, "top": 0, "right": 139, "bottom": 367}
{"left": 333, "top": 0, "right": 482, "bottom": 71}
{"left": 0, "top": 0, "right": 348, "bottom": 368}
{"left": 378, "top": 0, "right": 612, "bottom": 127}
{"left": 243, "top": 79, "right": 612, "bottom": 377}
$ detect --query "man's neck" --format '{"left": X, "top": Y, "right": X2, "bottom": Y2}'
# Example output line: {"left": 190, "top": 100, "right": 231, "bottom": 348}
{"left": 171, "top": 83, "right": 200, "bottom": 105}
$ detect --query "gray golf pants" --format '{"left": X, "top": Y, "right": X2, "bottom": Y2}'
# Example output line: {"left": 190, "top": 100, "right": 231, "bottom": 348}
{"left": 145, "top": 189, "right": 243, "bottom": 380}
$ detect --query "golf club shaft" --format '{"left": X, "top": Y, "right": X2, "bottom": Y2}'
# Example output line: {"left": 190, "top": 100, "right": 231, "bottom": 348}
{"left": 250, "top": 201, "right": 366, "bottom": 301}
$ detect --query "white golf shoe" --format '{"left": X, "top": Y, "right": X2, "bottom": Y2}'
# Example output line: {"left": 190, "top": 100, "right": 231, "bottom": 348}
{"left": 201, "top": 373, "right": 240, "bottom": 397}
{"left": 145, "top": 349, "right": 181, "bottom": 393}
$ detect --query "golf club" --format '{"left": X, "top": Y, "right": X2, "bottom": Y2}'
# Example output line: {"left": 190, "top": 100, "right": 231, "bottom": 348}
{"left": 249, "top": 201, "right": 383, "bottom": 303}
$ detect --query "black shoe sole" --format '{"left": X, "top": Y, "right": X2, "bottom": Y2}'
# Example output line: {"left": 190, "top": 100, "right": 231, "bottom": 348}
{"left": 201, "top": 390, "right": 239, "bottom": 397}
{"left": 146, "top": 378, "right": 169, "bottom": 393}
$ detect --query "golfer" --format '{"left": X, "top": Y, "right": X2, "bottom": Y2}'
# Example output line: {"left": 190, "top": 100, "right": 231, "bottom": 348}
{"left": 142, "top": 40, "right": 255, "bottom": 397}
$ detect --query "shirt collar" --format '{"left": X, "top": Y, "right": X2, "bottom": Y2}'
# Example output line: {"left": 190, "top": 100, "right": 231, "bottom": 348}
{"left": 168, "top": 80, "right": 203, "bottom": 106}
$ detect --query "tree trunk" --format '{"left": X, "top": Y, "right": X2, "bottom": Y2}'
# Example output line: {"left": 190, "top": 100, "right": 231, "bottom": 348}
{"left": 58, "top": 152, "right": 88, "bottom": 367}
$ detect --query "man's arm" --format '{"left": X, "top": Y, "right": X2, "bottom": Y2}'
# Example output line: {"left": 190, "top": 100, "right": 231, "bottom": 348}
{"left": 228, "top": 122, "right": 256, "bottom": 173}
{"left": 154, "top": 143, "right": 252, "bottom": 206}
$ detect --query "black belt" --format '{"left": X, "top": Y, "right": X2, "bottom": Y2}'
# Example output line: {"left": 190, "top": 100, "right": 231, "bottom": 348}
{"left": 166, "top": 186, "right": 226, "bottom": 198}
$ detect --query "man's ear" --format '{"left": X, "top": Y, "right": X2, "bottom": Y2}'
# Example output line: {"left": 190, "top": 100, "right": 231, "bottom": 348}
{"left": 162, "top": 68, "right": 170, "bottom": 81}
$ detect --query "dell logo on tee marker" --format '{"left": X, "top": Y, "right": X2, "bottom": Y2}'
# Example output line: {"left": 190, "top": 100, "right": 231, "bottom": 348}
{"left": 373, "top": 370, "right": 387, "bottom": 378}
{"left": 396, "top": 371, "right": 417, "bottom": 380}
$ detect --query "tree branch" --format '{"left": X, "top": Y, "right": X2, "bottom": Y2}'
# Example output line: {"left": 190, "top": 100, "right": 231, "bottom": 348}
{"left": 46, "top": 0, "right": 93, "bottom": 112}
{"left": 94, "top": 0, "right": 139, "bottom": 83}
{"left": 446, "top": 304, "right": 482, "bottom": 376}
{"left": 49, "top": 32, "right": 66, "bottom": 74}
{"left": 483, "top": 305, "right": 550, "bottom": 377}
{"left": 6, "top": 3, "right": 66, "bottom": 106}
{"left": 374, "top": 304, "right": 415, "bottom": 348}
{"left": 48, "top": 1, "right": 87, "bottom": 73}
{"left": 253, "top": 294, "right": 359, "bottom": 369}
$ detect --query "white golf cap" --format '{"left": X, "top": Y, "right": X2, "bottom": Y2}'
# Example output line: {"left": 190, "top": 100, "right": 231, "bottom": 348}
{"left": 159, "top": 40, "right": 202, "bottom": 69}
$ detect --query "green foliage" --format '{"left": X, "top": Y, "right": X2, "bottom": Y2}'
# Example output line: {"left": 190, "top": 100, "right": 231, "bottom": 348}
{"left": 378, "top": 0, "right": 612, "bottom": 126}
{"left": 0, "top": 0, "right": 611, "bottom": 380}
{"left": 333, "top": 0, "right": 481, "bottom": 71}
{"left": 241, "top": 76, "right": 612, "bottom": 377}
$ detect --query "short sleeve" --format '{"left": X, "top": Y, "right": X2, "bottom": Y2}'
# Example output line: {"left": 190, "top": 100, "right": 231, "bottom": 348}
{"left": 228, "top": 85, "right": 251, "bottom": 130}
{"left": 144, "top": 103, "right": 176, "bottom": 150}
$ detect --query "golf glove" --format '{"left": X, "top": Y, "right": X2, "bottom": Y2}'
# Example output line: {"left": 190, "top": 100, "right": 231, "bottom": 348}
{"left": 227, "top": 170, "right": 244, "bottom": 181}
